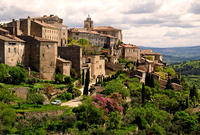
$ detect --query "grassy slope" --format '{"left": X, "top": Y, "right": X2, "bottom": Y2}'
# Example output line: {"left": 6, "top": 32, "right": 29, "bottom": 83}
{"left": 171, "top": 60, "right": 200, "bottom": 88}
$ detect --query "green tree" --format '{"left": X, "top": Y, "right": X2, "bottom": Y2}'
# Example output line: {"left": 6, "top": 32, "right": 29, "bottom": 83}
{"left": 83, "top": 69, "right": 90, "bottom": 95}
{"left": 82, "top": 70, "right": 85, "bottom": 85}
{"left": 172, "top": 111, "right": 198, "bottom": 134}
{"left": 27, "top": 93, "right": 45, "bottom": 105}
{"left": 166, "top": 78, "right": 173, "bottom": 90}
{"left": 189, "top": 85, "right": 198, "bottom": 102}
{"left": 72, "top": 97, "right": 104, "bottom": 130}
{"left": 106, "top": 111, "right": 122, "bottom": 129}
{"left": 9, "top": 66, "right": 27, "bottom": 84}
{"left": 142, "top": 83, "right": 145, "bottom": 105}
{"left": 0, "top": 64, "right": 10, "bottom": 83}
{"left": 0, "top": 102, "right": 16, "bottom": 134}
{"left": 0, "top": 88, "right": 16, "bottom": 103}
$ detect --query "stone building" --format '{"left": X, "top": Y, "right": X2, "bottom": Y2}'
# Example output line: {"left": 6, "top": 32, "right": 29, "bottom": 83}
{"left": 121, "top": 44, "right": 140, "bottom": 61}
{"left": 93, "top": 26, "right": 122, "bottom": 42}
{"left": 5, "top": 15, "right": 68, "bottom": 46}
{"left": 56, "top": 57, "right": 71, "bottom": 76}
{"left": 69, "top": 16, "right": 120, "bottom": 48}
{"left": 141, "top": 49, "right": 162, "bottom": 62}
{"left": 82, "top": 55, "right": 105, "bottom": 80}
{"left": 19, "top": 36, "right": 57, "bottom": 80}
{"left": 68, "top": 28, "right": 101, "bottom": 47}
{"left": 58, "top": 45, "right": 82, "bottom": 77}
{"left": 0, "top": 27, "right": 25, "bottom": 66}
{"left": 33, "top": 15, "right": 68, "bottom": 46}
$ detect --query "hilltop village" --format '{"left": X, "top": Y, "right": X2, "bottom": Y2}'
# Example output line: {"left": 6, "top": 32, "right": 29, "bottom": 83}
{"left": 1, "top": 15, "right": 200, "bottom": 135}
{"left": 0, "top": 15, "right": 180, "bottom": 89}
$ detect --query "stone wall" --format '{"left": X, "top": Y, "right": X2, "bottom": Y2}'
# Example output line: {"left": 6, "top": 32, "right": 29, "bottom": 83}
{"left": 0, "top": 40, "right": 5, "bottom": 63}
{"left": 123, "top": 47, "right": 140, "bottom": 61}
{"left": 39, "top": 42, "right": 57, "bottom": 80}
{"left": 58, "top": 45, "right": 82, "bottom": 77}
{"left": 4, "top": 41, "right": 25, "bottom": 66}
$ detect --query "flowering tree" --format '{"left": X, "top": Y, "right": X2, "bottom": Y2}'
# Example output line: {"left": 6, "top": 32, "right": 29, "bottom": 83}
{"left": 93, "top": 93, "right": 123, "bottom": 114}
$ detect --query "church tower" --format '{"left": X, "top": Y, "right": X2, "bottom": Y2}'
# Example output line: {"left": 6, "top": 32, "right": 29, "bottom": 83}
{"left": 84, "top": 15, "right": 93, "bottom": 31}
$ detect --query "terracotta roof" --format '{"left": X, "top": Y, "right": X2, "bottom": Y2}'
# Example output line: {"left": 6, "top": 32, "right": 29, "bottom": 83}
{"left": 93, "top": 26, "right": 121, "bottom": 31}
{"left": 69, "top": 28, "right": 99, "bottom": 34}
{"left": 121, "top": 44, "right": 139, "bottom": 49}
{"left": 141, "top": 49, "right": 152, "bottom": 53}
{"left": 0, "top": 34, "right": 24, "bottom": 42}
{"left": 100, "top": 33, "right": 117, "bottom": 38}
{"left": 0, "top": 27, "right": 9, "bottom": 33}
{"left": 141, "top": 52, "right": 162, "bottom": 56}
{"left": 57, "top": 57, "right": 71, "bottom": 63}
{"left": 34, "top": 36, "right": 58, "bottom": 42}
{"left": 33, "top": 20, "right": 59, "bottom": 29}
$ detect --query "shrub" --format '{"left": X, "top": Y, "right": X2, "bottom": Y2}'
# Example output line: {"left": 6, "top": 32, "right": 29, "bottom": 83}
{"left": 9, "top": 66, "right": 28, "bottom": 84}
{"left": 59, "top": 92, "right": 72, "bottom": 100}
{"left": 0, "top": 64, "right": 10, "bottom": 83}
{"left": 55, "top": 73, "right": 64, "bottom": 84}
{"left": 64, "top": 76, "right": 73, "bottom": 84}
{"left": 27, "top": 93, "right": 45, "bottom": 105}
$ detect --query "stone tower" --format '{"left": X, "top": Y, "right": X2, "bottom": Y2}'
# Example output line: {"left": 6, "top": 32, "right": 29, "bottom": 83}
{"left": 84, "top": 15, "right": 93, "bottom": 31}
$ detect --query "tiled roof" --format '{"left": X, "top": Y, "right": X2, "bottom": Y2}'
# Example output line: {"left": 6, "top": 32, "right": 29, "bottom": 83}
{"left": 121, "top": 44, "right": 140, "bottom": 49}
{"left": 93, "top": 26, "right": 121, "bottom": 31}
{"left": 69, "top": 28, "right": 99, "bottom": 34}
{"left": 100, "top": 33, "right": 117, "bottom": 38}
{"left": 141, "top": 52, "right": 162, "bottom": 56}
{"left": 57, "top": 57, "right": 71, "bottom": 63}
{"left": 34, "top": 36, "right": 58, "bottom": 42}
{"left": 0, "top": 27, "right": 9, "bottom": 33}
{"left": 0, "top": 34, "right": 24, "bottom": 42}
{"left": 33, "top": 20, "right": 59, "bottom": 29}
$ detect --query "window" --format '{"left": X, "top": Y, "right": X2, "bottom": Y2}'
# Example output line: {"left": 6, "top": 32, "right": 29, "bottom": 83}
{"left": 8, "top": 48, "right": 10, "bottom": 53}
{"left": 14, "top": 48, "right": 16, "bottom": 53}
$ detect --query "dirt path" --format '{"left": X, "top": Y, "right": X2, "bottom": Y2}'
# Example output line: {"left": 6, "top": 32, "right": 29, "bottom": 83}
{"left": 61, "top": 96, "right": 82, "bottom": 107}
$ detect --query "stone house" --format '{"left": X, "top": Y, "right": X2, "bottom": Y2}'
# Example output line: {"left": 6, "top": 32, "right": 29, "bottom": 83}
{"left": 33, "top": 15, "right": 68, "bottom": 46}
{"left": 93, "top": 26, "right": 122, "bottom": 42}
{"left": 5, "top": 16, "right": 67, "bottom": 46}
{"left": 19, "top": 36, "right": 57, "bottom": 80}
{"left": 0, "top": 28, "right": 25, "bottom": 66}
{"left": 121, "top": 44, "right": 140, "bottom": 61}
{"left": 69, "top": 16, "right": 120, "bottom": 48}
{"left": 141, "top": 49, "right": 162, "bottom": 62}
{"left": 56, "top": 57, "right": 71, "bottom": 76}
{"left": 58, "top": 45, "right": 82, "bottom": 77}
{"left": 82, "top": 55, "right": 105, "bottom": 81}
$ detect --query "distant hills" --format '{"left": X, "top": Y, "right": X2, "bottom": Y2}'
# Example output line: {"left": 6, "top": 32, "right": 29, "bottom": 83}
{"left": 139, "top": 46, "right": 200, "bottom": 64}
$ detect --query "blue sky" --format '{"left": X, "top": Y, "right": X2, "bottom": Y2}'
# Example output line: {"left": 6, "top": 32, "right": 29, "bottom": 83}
{"left": 0, "top": 0, "right": 200, "bottom": 47}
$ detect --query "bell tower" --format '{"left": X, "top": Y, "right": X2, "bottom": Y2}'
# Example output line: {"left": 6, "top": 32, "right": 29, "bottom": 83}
{"left": 84, "top": 15, "right": 93, "bottom": 31}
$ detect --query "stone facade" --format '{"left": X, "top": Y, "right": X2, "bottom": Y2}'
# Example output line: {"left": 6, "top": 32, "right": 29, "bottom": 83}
{"left": 56, "top": 57, "right": 71, "bottom": 76}
{"left": 121, "top": 44, "right": 140, "bottom": 61}
{"left": 5, "top": 15, "right": 68, "bottom": 46}
{"left": 0, "top": 29, "right": 25, "bottom": 66}
{"left": 83, "top": 55, "right": 105, "bottom": 80}
{"left": 69, "top": 16, "right": 119, "bottom": 48}
{"left": 20, "top": 36, "right": 57, "bottom": 80}
{"left": 141, "top": 49, "right": 162, "bottom": 62}
{"left": 58, "top": 45, "right": 82, "bottom": 77}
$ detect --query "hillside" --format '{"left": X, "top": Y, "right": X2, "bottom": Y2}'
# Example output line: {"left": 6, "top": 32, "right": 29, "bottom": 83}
{"left": 171, "top": 60, "right": 200, "bottom": 88}
{"left": 140, "top": 46, "right": 200, "bottom": 64}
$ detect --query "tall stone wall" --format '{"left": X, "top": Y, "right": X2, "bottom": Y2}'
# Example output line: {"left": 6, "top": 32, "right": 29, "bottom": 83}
{"left": 58, "top": 45, "right": 82, "bottom": 77}
{"left": 0, "top": 40, "right": 5, "bottom": 63}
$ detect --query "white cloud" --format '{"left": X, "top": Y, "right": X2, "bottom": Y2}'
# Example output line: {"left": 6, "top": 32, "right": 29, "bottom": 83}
{"left": 0, "top": 0, "right": 200, "bottom": 47}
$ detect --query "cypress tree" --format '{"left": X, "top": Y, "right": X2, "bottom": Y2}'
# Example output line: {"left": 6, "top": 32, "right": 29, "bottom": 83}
{"left": 142, "top": 83, "right": 145, "bottom": 105}
{"left": 190, "top": 85, "right": 198, "bottom": 102}
{"left": 83, "top": 69, "right": 90, "bottom": 95}
{"left": 166, "top": 78, "right": 173, "bottom": 90}
{"left": 82, "top": 69, "right": 85, "bottom": 85}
